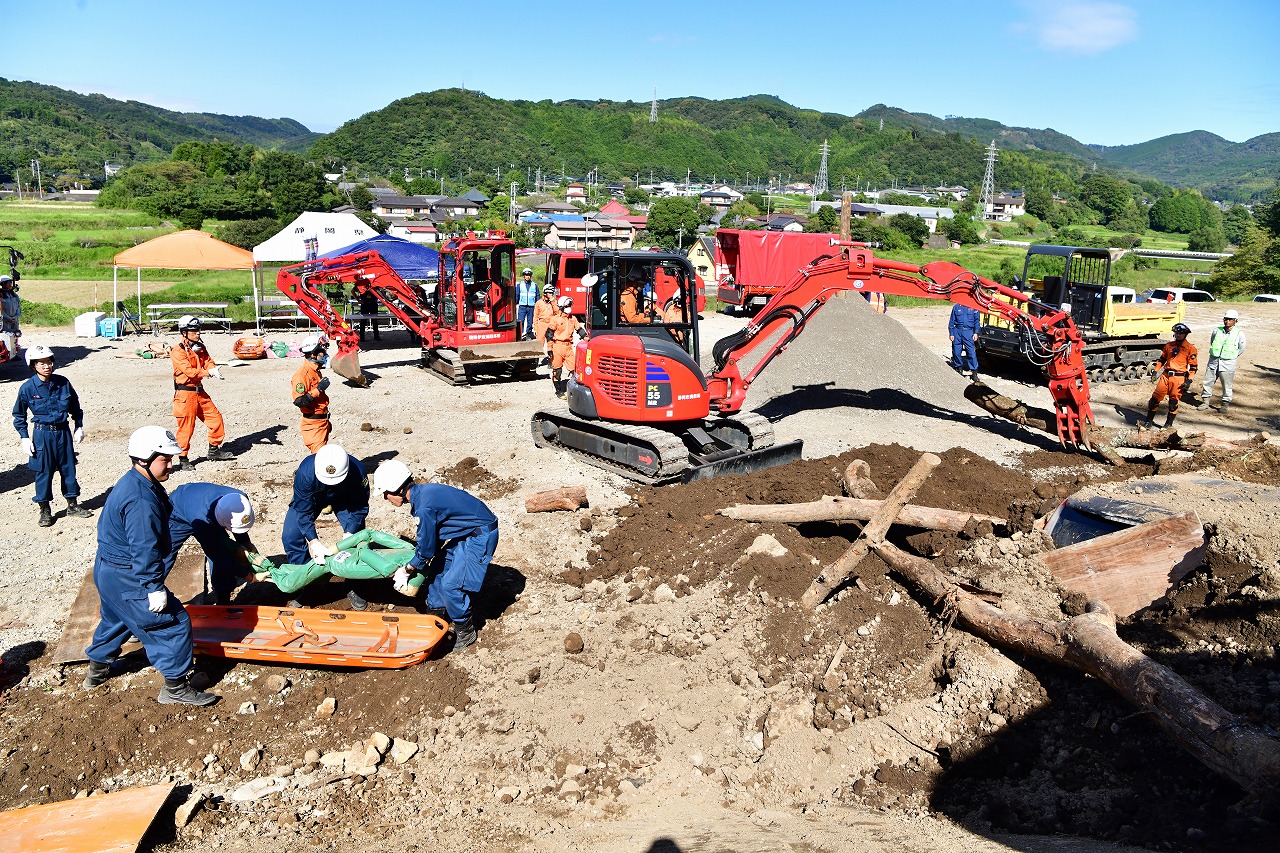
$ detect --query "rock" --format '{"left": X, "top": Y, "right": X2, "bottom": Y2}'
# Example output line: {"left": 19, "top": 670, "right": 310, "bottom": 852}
{"left": 390, "top": 739, "right": 419, "bottom": 765}
{"left": 564, "top": 632, "right": 584, "bottom": 654}
{"left": 263, "top": 674, "right": 289, "bottom": 695}
{"left": 746, "top": 534, "right": 789, "bottom": 558}
{"left": 888, "top": 591, "right": 902, "bottom": 606}
{"left": 237, "top": 702, "right": 257, "bottom": 715}
{"left": 174, "top": 792, "right": 205, "bottom": 828}
{"left": 579, "top": 515, "right": 593, "bottom": 532}
{"left": 676, "top": 713, "right": 700, "bottom": 732}
{"left": 564, "top": 763, "right": 588, "bottom": 777}
{"left": 230, "top": 778, "right": 286, "bottom": 803}
{"left": 360, "top": 422, "right": 373, "bottom": 432}
{"left": 273, "top": 765, "right": 294, "bottom": 778}
{"left": 239, "top": 748, "right": 262, "bottom": 772}
{"left": 367, "top": 732, "right": 391, "bottom": 756}
{"left": 319, "top": 751, "right": 350, "bottom": 770}
{"left": 654, "top": 623, "right": 671, "bottom": 638}
{"left": 625, "top": 585, "right": 643, "bottom": 602}
{"left": 558, "top": 779, "right": 582, "bottom": 795}
{"left": 496, "top": 786, "right": 521, "bottom": 803}
{"left": 360, "top": 744, "right": 383, "bottom": 771}
{"left": 303, "top": 749, "right": 321, "bottom": 765}
{"left": 563, "top": 588, "right": 583, "bottom": 602}
{"left": 315, "top": 697, "right": 337, "bottom": 719}
{"left": 403, "top": 427, "right": 413, "bottom": 434}
{"left": 652, "top": 583, "right": 676, "bottom": 603}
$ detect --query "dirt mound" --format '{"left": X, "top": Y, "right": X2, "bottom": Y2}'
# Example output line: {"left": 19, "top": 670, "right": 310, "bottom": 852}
{"left": 434, "top": 456, "right": 519, "bottom": 500}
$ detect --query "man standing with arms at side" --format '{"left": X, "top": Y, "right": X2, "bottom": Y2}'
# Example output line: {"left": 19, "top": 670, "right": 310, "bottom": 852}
{"left": 1, "top": 274, "right": 22, "bottom": 340}
{"left": 1198, "top": 308, "right": 1246, "bottom": 415}
{"left": 83, "top": 426, "right": 218, "bottom": 706}
{"left": 282, "top": 443, "right": 370, "bottom": 609}
{"left": 13, "top": 345, "right": 93, "bottom": 527}
{"left": 516, "top": 267, "right": 539, "bottom": 340}
{"left": 1146, "top": 322, "right": 1197, "bottom": 430}
{"left": 171, "top": 316, "right": 232, "bottom": 471}
{"left": 292, "top": 335, "right": 332, "bottom": 454}
{"left": 947, "top": 302, "right": 981, "bottom": 381}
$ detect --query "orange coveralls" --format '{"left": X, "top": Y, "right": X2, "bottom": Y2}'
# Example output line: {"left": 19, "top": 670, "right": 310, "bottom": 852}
{"left": 533, "top": 297, "right": 557, "bottom": 355}
{"left": 291, "top": 360, "right": 331, "bottom": 453}
{"left": 1151, "top": 340, "right": 1198, "bottom": 414}
{"left": 546, "top": 313, "right": 581, "bottom": 372}
{"left": 620, "top": 286, "right": 649, "bottom": 324}
{"left": 171, "top": 342, "right": 225, "bottom": 457}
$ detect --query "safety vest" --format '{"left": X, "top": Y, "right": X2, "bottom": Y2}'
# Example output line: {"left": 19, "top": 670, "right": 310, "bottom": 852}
{"left": 1209, "top": 326, "right": 1244, "bottom": 361}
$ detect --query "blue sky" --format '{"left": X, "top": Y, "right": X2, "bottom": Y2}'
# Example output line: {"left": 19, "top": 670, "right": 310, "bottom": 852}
{"left": 4, "top": 0, "right": 1276, "bottom": 146}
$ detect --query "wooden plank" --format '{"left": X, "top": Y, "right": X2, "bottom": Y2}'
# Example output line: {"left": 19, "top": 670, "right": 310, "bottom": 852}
{"left": 1038, "top": 511, "right": 1205, "bottom": 618}
{"left": 52, "top": 551, "right": 207, "bottom": 666}
{"left": 0, "top": 782, "right": 174, "bottom": 853}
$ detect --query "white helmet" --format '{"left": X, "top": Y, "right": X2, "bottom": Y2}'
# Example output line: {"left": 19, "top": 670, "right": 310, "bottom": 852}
{"left": 543, "top": 283, "right": 556, "bottom": 294}
{"left": 128, "top": 425, "right": 182, "bottom": 460}
{"left": 314, "top": 443, "right": 349, "bottom": 485}
{"left": 557, "top": 296, "right": 573, "bottom": 309}
{"left": 214, "top": 493, "right": 255, "bottom": 533}
{"left": 1224, "top": 309, "right": 1240, "bottom": 320}
{"left": 299, "top": 335, "right": 328, "bottom": 355}
{"left": 25, "top": 344, "right": 54, "bottom": 366}
{"left": 373, "top": 459, "right": 413, "bottom": 496}
{"left": 177, "top": 315, "right": 201, "bottom": 332}
{"left": 0, "top": 274, "right": 12, "bottom": 285}
{"left": 522, "top": 267, "right": 533, "bottom": 275}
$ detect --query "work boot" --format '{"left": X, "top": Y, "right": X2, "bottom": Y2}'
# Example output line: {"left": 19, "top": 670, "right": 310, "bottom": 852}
{"left": 37, "top": 501, "right": 54, "bottom": 527}
{"left": 1220, "top": 401, "right": 1231, "bottom": 414}
{"left": 65, "top": 498, "right": 93, "bottom": 518}
{"left": 346, "top": 587, "right": 369, "bottom": 612}
{"left": 1144, "top": 399, "right": 1159, "bottom": 428}
{"left": 175, "top": 456, "right": 193, "bottom": 472}
{"left": 452, "top": 620, "right": 477, "bottom": 651}
{"left": 158, "top": 677, "right": 219, "bottom": 706}
{"left": 1164, "top": 413, "right": 1177, "bottom": 430}
{"left": 1197, "top": 400, "right": 1211, "bottom": 410}
{"left": 969, "top": 370, "right": 980, "bottom": 381}
{"left": 206, "top": 445, "right": 233, "bottom": 461}
{"left": 82, "top": 660, "right": 112, "bottom": 690}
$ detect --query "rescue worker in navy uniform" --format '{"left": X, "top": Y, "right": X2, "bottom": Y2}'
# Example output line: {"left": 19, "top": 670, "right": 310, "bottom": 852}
{"left": 167, "top": 484, "right": 265, "bottom": 606}
{"left": 83, "top": 426, "right": 218, "bottom": 706}
{"left": 372, "top": 460, "right": 498, "bottom": 650}
{"left": 281, "top": 443, "right": 370, "bottom": 609}
{"left": 13, "top": 344, "right": 93, "bottom": 527}
{"left": 947, "top": 303, "right": 981, "bottom": 381}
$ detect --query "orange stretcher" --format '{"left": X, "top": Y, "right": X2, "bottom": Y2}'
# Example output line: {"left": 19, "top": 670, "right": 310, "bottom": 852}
{"left": 187, "top": 605, "right": 448, "bottom": 669}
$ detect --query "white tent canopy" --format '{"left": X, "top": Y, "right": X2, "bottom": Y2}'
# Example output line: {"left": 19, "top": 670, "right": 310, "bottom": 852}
{"left": 252, "top": 212, "right": 378, "bottom": 263}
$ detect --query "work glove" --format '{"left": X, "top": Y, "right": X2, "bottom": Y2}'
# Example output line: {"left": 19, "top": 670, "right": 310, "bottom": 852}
{"left": 73, "top": 427, "right": 84, "bottom": 445}
{"left": 208, "top": 367, "right": 223, "bottom": 380}
{"left": 147, "top": 590, "right": 168, "bottom": 613}
{"left": 317, "top": 377, "right": 331, "bottom": 391}
{"left": 20, "top": 437, "right": 34, "bottom": 456}
{"left": 393, "top": 567, "right": 412, "bottom": 594}
{"left": 307, "top": 539, "right": 333, "bottom": 563}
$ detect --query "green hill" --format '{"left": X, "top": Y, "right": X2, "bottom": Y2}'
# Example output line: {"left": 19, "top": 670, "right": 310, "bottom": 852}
{"left": 0, "top": 77, "right": 319, "bottom": 183}
{"left": 1093, "top": 131, "right": 1280, "bottom": 202}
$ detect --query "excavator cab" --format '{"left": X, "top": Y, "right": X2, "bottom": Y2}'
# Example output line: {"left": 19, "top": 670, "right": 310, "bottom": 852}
{"left": 438, "top": 238, "right": 517, "bottom": 333}
{"left": 582, "top": 251, "right": 699, "bottom": 360}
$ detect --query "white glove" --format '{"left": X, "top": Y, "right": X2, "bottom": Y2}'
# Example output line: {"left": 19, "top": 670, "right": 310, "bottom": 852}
{"left": 73, "top": 427, "right": 84, "bottom": 445}
{"left": 208, "top": 367, "right": 223, "bottom": 380}
{"left": 147, "top": 590, "right": 168, "bottom": 613}
{"left": 307, "top": 539, "right": 333, "bottom": 562}
{"left": 20, "top": 437, "right": 34, "bottom": 456}
{"left": 393, "top": 567, "right": 411, "bottom": 594}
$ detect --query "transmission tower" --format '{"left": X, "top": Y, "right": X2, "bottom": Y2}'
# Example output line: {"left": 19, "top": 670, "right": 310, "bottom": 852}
{"left": 978, "top": 140, "right": 998, "bottom": 220}
{"left": 649, "top": 87, "right": 658, "bottom": 123}
{"left": 814, "top": 140, "right": 830, "bottom": 196}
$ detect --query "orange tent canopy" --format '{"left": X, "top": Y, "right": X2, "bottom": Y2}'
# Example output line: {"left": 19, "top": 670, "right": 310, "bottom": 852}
{"left": 113, "top": 229, "right": 257, "bottom": 270}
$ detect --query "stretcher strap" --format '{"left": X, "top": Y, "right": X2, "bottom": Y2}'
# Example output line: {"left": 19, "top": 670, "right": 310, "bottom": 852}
{"left": 367, "top": 623, "right": 399, "bottom": 655}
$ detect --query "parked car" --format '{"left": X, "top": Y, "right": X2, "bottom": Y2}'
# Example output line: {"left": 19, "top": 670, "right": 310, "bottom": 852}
{"left": 1252, "top": 294, "right": 1280, "bottom": 303}
{"left": 1140, "top": 287, "right": 1217, "bottom": 303}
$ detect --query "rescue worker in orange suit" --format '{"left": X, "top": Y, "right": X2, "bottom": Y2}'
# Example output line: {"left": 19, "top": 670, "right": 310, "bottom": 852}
{"left": 1146, "top": 322, "right": 1198, "bottom": 430}
{"left": 532, "top": 283, "right": 558, "bottom": 363}
{"left": 292, "top": 335, "right": 332, "bottom": 454}
{"left": 171, "top": 316, "right": 231, "bottom": 471}
{"left": 619, "top": 269, "right": 651, "bottom": 324}
{"left": 662, "top": 291, "right": 687, "bottom": 346}
{"left": 545, "top": 295, "right": 583, "bottom": 399}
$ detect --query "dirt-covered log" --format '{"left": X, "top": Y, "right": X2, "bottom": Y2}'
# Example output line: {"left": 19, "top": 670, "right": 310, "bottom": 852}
{"left": 842, "top": 459, "right": 880, "bottom": 498}
{"left": 874, "top": 540, "right": 1280, "bottom": 801}
{"left": 720, "top": 496, "right": 1003, "bottom": 531}
{"left": 524, "top": 486, "right": 589, "bottom": 514}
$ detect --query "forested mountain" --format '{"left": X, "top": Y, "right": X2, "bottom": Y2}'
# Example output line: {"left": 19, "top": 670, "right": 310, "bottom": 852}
{"left": 0, "top": 78, "right": 318, "bottom": 183}
{"left": 1092, "top": 131, "right": 1280, "bottom": 202}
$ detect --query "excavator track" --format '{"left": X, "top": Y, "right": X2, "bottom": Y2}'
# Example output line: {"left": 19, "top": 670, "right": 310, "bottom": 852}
{"left": 531, "top": 407, "right": 801, "bottom": 486}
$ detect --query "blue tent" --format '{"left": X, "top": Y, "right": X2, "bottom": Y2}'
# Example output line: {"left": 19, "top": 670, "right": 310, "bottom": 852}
{"left": 321, "top": 233, "right": 439, "bottom": 281}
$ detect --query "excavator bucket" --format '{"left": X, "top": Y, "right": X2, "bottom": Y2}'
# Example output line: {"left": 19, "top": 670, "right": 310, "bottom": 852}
{"left": 330, "top": 348, "right": 366, "bottom": 386}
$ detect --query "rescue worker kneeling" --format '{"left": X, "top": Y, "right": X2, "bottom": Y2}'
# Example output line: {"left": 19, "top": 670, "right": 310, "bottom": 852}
{"left": 167, "top": 485, "right": 269, "bottom": 606}
{"left": 83, "top": 426, "right": 218, "bottom": 706}
{"left": 545, "top": 295, "right": 584, "bottom": 399}
{"left": 1146, "top": 322, "right": 1198, "bottom": 430}
{"left": 292, "top": 335, "right": 332, "bottom": 454}
{"left": 373, "top": 460, "right": 498, "bottom": 651}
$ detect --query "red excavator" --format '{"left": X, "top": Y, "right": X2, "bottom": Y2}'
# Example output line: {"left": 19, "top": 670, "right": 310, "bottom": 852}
{"left": 276, "top": 232, "right": 542, "bottom": 385}
{"left": 532, "top": 244, "right": 1095, "bottom": 484}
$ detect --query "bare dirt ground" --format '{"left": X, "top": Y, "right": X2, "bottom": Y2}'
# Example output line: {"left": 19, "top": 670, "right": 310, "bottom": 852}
{"left": 1, "top": 299, "right": 1277, "bottom": 852}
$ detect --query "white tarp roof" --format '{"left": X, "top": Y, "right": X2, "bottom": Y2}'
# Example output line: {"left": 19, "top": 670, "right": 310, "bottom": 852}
{"left": 252, "top": 212, "right": 377, "bottom": 262}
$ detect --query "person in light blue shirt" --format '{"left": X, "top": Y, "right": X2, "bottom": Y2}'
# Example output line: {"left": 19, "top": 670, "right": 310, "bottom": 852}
{"left": 516, "top": 267, "right": 539, "bottom": 340}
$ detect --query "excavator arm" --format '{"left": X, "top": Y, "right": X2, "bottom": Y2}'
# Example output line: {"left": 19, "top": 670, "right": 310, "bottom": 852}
{"left": 706, "top": 243, "right": 1094, "bottom": 449}
{"left": 277, "top": 251, "right": 439, "bottom": 384}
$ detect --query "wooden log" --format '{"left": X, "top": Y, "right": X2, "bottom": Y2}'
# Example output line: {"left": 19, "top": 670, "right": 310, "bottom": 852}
{"left": 524, "top": 486, "right": 589, "bottom": 514}
{"left": 842, "top": 459, "right": 880, "bottom": 499}
{"left": 1038, "top": 511, "right": 1206, "bottom": 617}
{"left": 720, "top": 495, "right": 1004, "bottom": 531}
{"left": 800, "top": 453, "right": 940, "bottom": 610}
{"left": 873, "top": 540, "right": 1280, "bottom": 801}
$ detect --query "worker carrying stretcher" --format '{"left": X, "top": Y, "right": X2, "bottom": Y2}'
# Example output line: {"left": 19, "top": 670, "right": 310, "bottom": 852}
{"left": 166, "top": 483, "right": 272, "bottom": 606}
{"left": 292, "top": 334, "right": 332, "bottom": 453}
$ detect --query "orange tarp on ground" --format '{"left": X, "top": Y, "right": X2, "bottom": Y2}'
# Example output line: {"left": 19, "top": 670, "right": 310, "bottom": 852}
{"left": 114, "top": 229, "right": 256, "bottom": 270}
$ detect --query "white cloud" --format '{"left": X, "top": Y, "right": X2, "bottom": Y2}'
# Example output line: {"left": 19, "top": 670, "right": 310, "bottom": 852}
{"left": 1021, "top": 2, "right": 1139, "bottom": 55}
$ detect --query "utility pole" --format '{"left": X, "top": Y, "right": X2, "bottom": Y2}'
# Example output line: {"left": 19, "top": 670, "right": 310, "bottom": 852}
{"left": 676, "top": 227, "right": 685, "bottom": 252}
{"left": 509, "top": 181, "right": 517, "bottom": 224}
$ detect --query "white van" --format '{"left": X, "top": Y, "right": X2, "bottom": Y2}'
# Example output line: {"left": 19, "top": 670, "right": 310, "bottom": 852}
{"left": 1106, "top": 286, "right": 1137, "bottom": 304}
{"left": 1145, "top": 287, "right": 1216, "bottom": 303}
{"left": 1252, "top": 294, "right": 1280, "bottom": 303}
